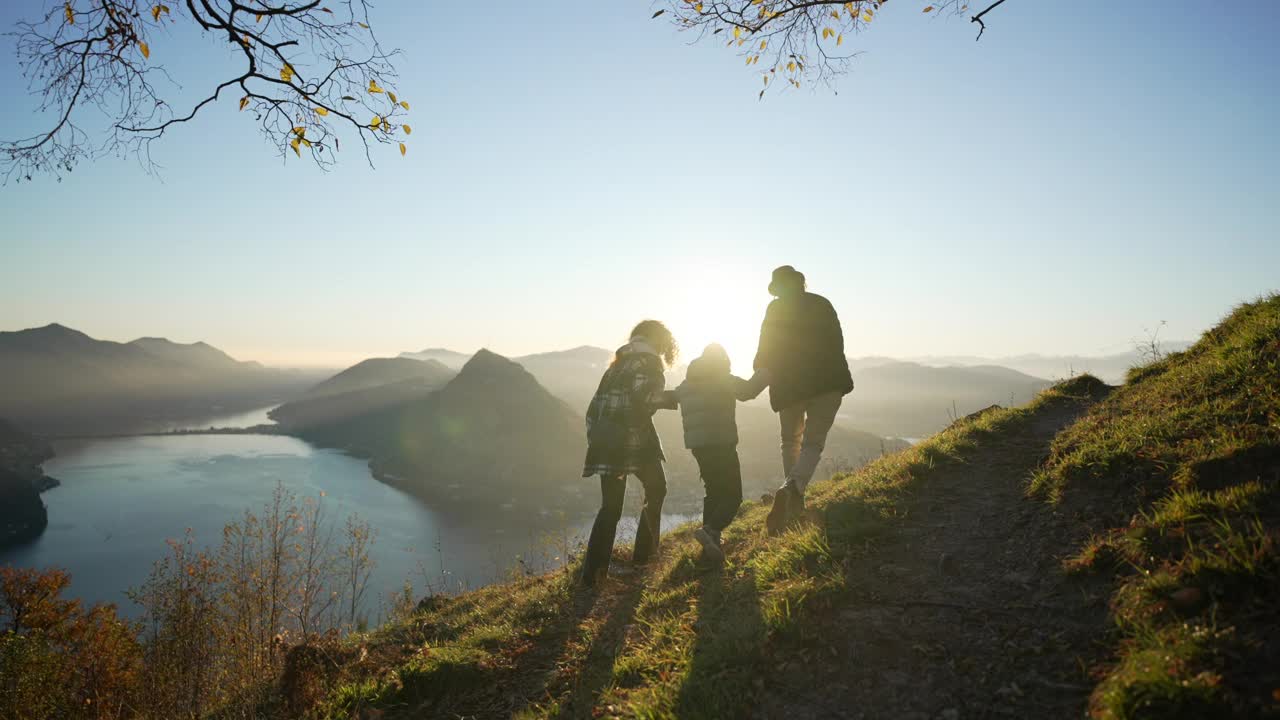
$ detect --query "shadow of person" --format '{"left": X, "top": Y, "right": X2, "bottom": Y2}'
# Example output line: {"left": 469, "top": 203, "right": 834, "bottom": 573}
{"left": 671, "top": 560, "right": 768, "bottom": 717}
{"left": 545, "top": 571, "right": 648, "bottom": 719}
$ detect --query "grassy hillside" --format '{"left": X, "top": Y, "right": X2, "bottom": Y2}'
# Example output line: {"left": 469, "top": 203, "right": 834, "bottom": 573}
{"left": 274, "top": 295, "right": 1277, "bottom": 719}
{"left": 1031, "top": 294, "right": 1280, "bottom": 718}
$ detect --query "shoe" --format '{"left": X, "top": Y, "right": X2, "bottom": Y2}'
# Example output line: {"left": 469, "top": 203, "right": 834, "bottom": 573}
{"left": 766, "top": 483, "right": 795, "bottom": 536}
{"left": 694, "top": 526, "right": 724, "bottom": 564}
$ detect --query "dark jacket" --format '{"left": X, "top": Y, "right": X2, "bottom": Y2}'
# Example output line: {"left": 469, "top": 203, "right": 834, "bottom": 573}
{"left": 582, "top": 341, "right": 667, "bottom": 477}
{"left": 753, "top": 291, "right": 854, "bottom": 412}
{"left": 666, "top": 357, "right": 760, "bottom": 449}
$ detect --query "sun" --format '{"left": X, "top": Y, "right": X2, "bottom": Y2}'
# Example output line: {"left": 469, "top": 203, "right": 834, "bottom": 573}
{"left": 662, "top": 268, "right": 766, "bottom": 374}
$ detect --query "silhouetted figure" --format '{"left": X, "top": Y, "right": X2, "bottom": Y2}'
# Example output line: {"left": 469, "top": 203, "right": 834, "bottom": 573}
{"left": 579, "top": 320, "right": 678, "bottom": 587}
{"left": 754, "top": 266, "right": 854, "bottom": 535}
{"left": 658, "top": 344, "right": 768, "bottom": 563}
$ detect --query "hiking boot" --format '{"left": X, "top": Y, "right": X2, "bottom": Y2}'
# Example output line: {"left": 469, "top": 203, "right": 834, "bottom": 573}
{"left": 766, "top": 482, "right": 799, "bottom": 536}
{"left": 693, "top": 526, "right": 724, "bottom": 564}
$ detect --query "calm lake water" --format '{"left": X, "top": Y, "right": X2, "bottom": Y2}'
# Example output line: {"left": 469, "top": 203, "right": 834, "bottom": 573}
{"left": 0, "top": 408, "right": 694, "bottom": 616}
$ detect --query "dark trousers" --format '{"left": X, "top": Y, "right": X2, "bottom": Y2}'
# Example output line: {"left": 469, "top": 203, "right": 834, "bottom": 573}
{"left": 581, "top": 462, "right": 667, "bottom": 582}
{"left": 692, "top": 445, "right": 743, "bottom": 533}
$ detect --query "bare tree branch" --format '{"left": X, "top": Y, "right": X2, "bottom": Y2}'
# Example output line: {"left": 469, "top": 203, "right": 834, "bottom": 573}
{"left": 970, "top": 0, "right": 1010, "bottom": 41}
{"left": 2, "top": 0, "right": 412, "bottom": 183}
{"left": 656, "top": 0, "right": 1013, "bottom": 96}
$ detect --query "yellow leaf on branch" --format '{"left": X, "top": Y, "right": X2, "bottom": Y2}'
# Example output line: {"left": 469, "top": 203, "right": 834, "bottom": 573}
{"left": 370, "top": 115, "right": 381, "bottom": 129}
{"left": 139, "top": 42, "right": 150, "bottom": 59}
{"left": 368, "top": 79, "right": 384, "bottom": 94}
{"left": 239, "top": 96, "right": 249, "bottom": 111}
{"left": 290, "top": 138, "right": 301, "bottom": 157}
{"left": 400, "top": 101, "right": 410, "bottom": 110}
{"left": 399, "top": 143, "right": 406, "bottom": 156}
{"left": 388, "top": 91, "right": 398, "bottom": 104}
{"left": 923, "top": 5, "right": 935, "bottom": 12}
{"left": 314, "top": 107, "right": 328, "bottom": 116}
{"left": 64, "top": 3, "right": 74, "bottom": 25}
{"left": 403, "top": 125, "right": 412, "bottom": 135}
{"left": 280, "top": 64, "right": 295, "bottom": 82}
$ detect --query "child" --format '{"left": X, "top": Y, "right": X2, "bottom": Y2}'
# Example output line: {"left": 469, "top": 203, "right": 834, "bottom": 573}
{"left": 660, "top": 344, "right": 768, "bottom": 562}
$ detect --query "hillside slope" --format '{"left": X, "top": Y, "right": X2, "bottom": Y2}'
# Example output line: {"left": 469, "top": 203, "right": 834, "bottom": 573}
{"left": 284, "top": 295, "right": 1278, "bottom": 719}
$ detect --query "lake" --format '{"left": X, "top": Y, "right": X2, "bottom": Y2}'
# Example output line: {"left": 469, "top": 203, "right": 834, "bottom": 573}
{"left": 0, "top": 408, "right": 694, "bottom": 617}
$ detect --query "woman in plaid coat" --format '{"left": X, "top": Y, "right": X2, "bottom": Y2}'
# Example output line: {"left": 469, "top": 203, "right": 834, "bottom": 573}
{"left": 579, "top": 320, "right": 677, "bottom": 587}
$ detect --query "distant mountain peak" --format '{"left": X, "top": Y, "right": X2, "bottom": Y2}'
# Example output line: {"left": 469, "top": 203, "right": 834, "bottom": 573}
{"left": 25, "top": 323, "right": 90, "bottom": 338}
{"left": 458, "top": 348, "right": 527, "bottom": 378}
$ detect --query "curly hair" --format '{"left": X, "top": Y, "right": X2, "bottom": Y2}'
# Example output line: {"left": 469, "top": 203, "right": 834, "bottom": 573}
{"left": 629, "top": 319, "right": 679, "bottom": 367}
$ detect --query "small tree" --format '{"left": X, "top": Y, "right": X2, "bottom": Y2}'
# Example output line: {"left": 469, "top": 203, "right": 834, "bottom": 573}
{"left": 0, "top": 566, "right": 143, "bottom": 720}
{"left": 2, "top": 0, "right": 412, "bottom": 182}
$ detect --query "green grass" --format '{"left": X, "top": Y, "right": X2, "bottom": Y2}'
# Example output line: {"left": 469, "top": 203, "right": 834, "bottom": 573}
{"left": 1042, "top": 294, "right": 1280, "bottom": 719}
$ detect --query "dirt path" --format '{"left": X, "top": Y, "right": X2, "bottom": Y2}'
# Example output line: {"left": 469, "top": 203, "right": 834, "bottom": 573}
{"left": 763, "top": 397, "right": 1111, "bottom": 719}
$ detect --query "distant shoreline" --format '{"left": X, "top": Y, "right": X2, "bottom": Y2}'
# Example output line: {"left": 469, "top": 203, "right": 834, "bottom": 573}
{"left": 46, "top": 423, "right": 286, "bottom": 441}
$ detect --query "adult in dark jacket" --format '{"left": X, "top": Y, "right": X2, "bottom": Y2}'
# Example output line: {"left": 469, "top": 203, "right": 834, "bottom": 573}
{"left": 753, "top": 266, "right": 854, "bottom": 535}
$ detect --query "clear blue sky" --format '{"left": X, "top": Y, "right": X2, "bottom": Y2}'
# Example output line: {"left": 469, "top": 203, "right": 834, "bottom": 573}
{"left": 1, "top": 1, "right": 1277, "bottom": 368}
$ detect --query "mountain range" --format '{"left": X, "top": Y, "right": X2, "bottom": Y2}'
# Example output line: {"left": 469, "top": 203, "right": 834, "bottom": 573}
{"left": 278, "top": 349, "right": 905, "bottom": 511}
{"left": 395, "top": 343, "right": 1188, "bottom": 437}
{"left": 407, "top": 346, "right": 1062, "bottom": 439}
{"left": 0, "top": 324, "right": 327, "bottom": 434}
{"left": 895, "top": 343, "right": 1193, "bottom": 385}
{"left": 0, "top": 323, "right": 1168, "bottom": 512}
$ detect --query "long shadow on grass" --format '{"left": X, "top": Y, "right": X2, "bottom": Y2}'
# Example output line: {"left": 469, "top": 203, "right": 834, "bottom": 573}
{"left": 671, "top": 562, "right": 767, "bottom": 719}
{"left": 539, "top": 576, "right": 648, "bottom": 719}
{"left": 352, "top": 574, "right": 612, "bottom": 719}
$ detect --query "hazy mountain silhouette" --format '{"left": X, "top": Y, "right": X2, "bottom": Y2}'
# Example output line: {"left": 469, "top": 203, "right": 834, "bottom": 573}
{"left": 900, "top": 344, "right": 1193, "bottom": 384}
{"left": 846, "top": 361, "right": 1052, "bottom": 438}
{"left": 290, "top": 350, "right": 587, "bottom": 509}
{"left": 0, "top": 323, "right": 324, "bottom": 434}
{"left": 128, "top": 336, "right": 254, "bottom": 370}
{"left": 303, "top": 357, "right": 455, "bottom": 399}
{"left": 397, "top": 347, "right": 473, "bottom": 370}
{"left": 513, "top": 346, "right": 614, "bottom": 410}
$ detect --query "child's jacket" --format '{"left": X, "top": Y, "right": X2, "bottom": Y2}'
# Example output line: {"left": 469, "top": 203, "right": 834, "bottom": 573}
{"left": 666, "top": 356, "right": 761, "bottom": 449}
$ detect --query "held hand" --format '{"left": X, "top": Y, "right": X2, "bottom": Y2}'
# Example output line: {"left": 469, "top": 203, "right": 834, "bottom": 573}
{"left": 651, "top": 390, "right": 679, "bottom": 411}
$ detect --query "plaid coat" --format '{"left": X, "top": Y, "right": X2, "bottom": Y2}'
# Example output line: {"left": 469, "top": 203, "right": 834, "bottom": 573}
{"left": 582, "top": 341, "right": 667, "bottom": 477}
